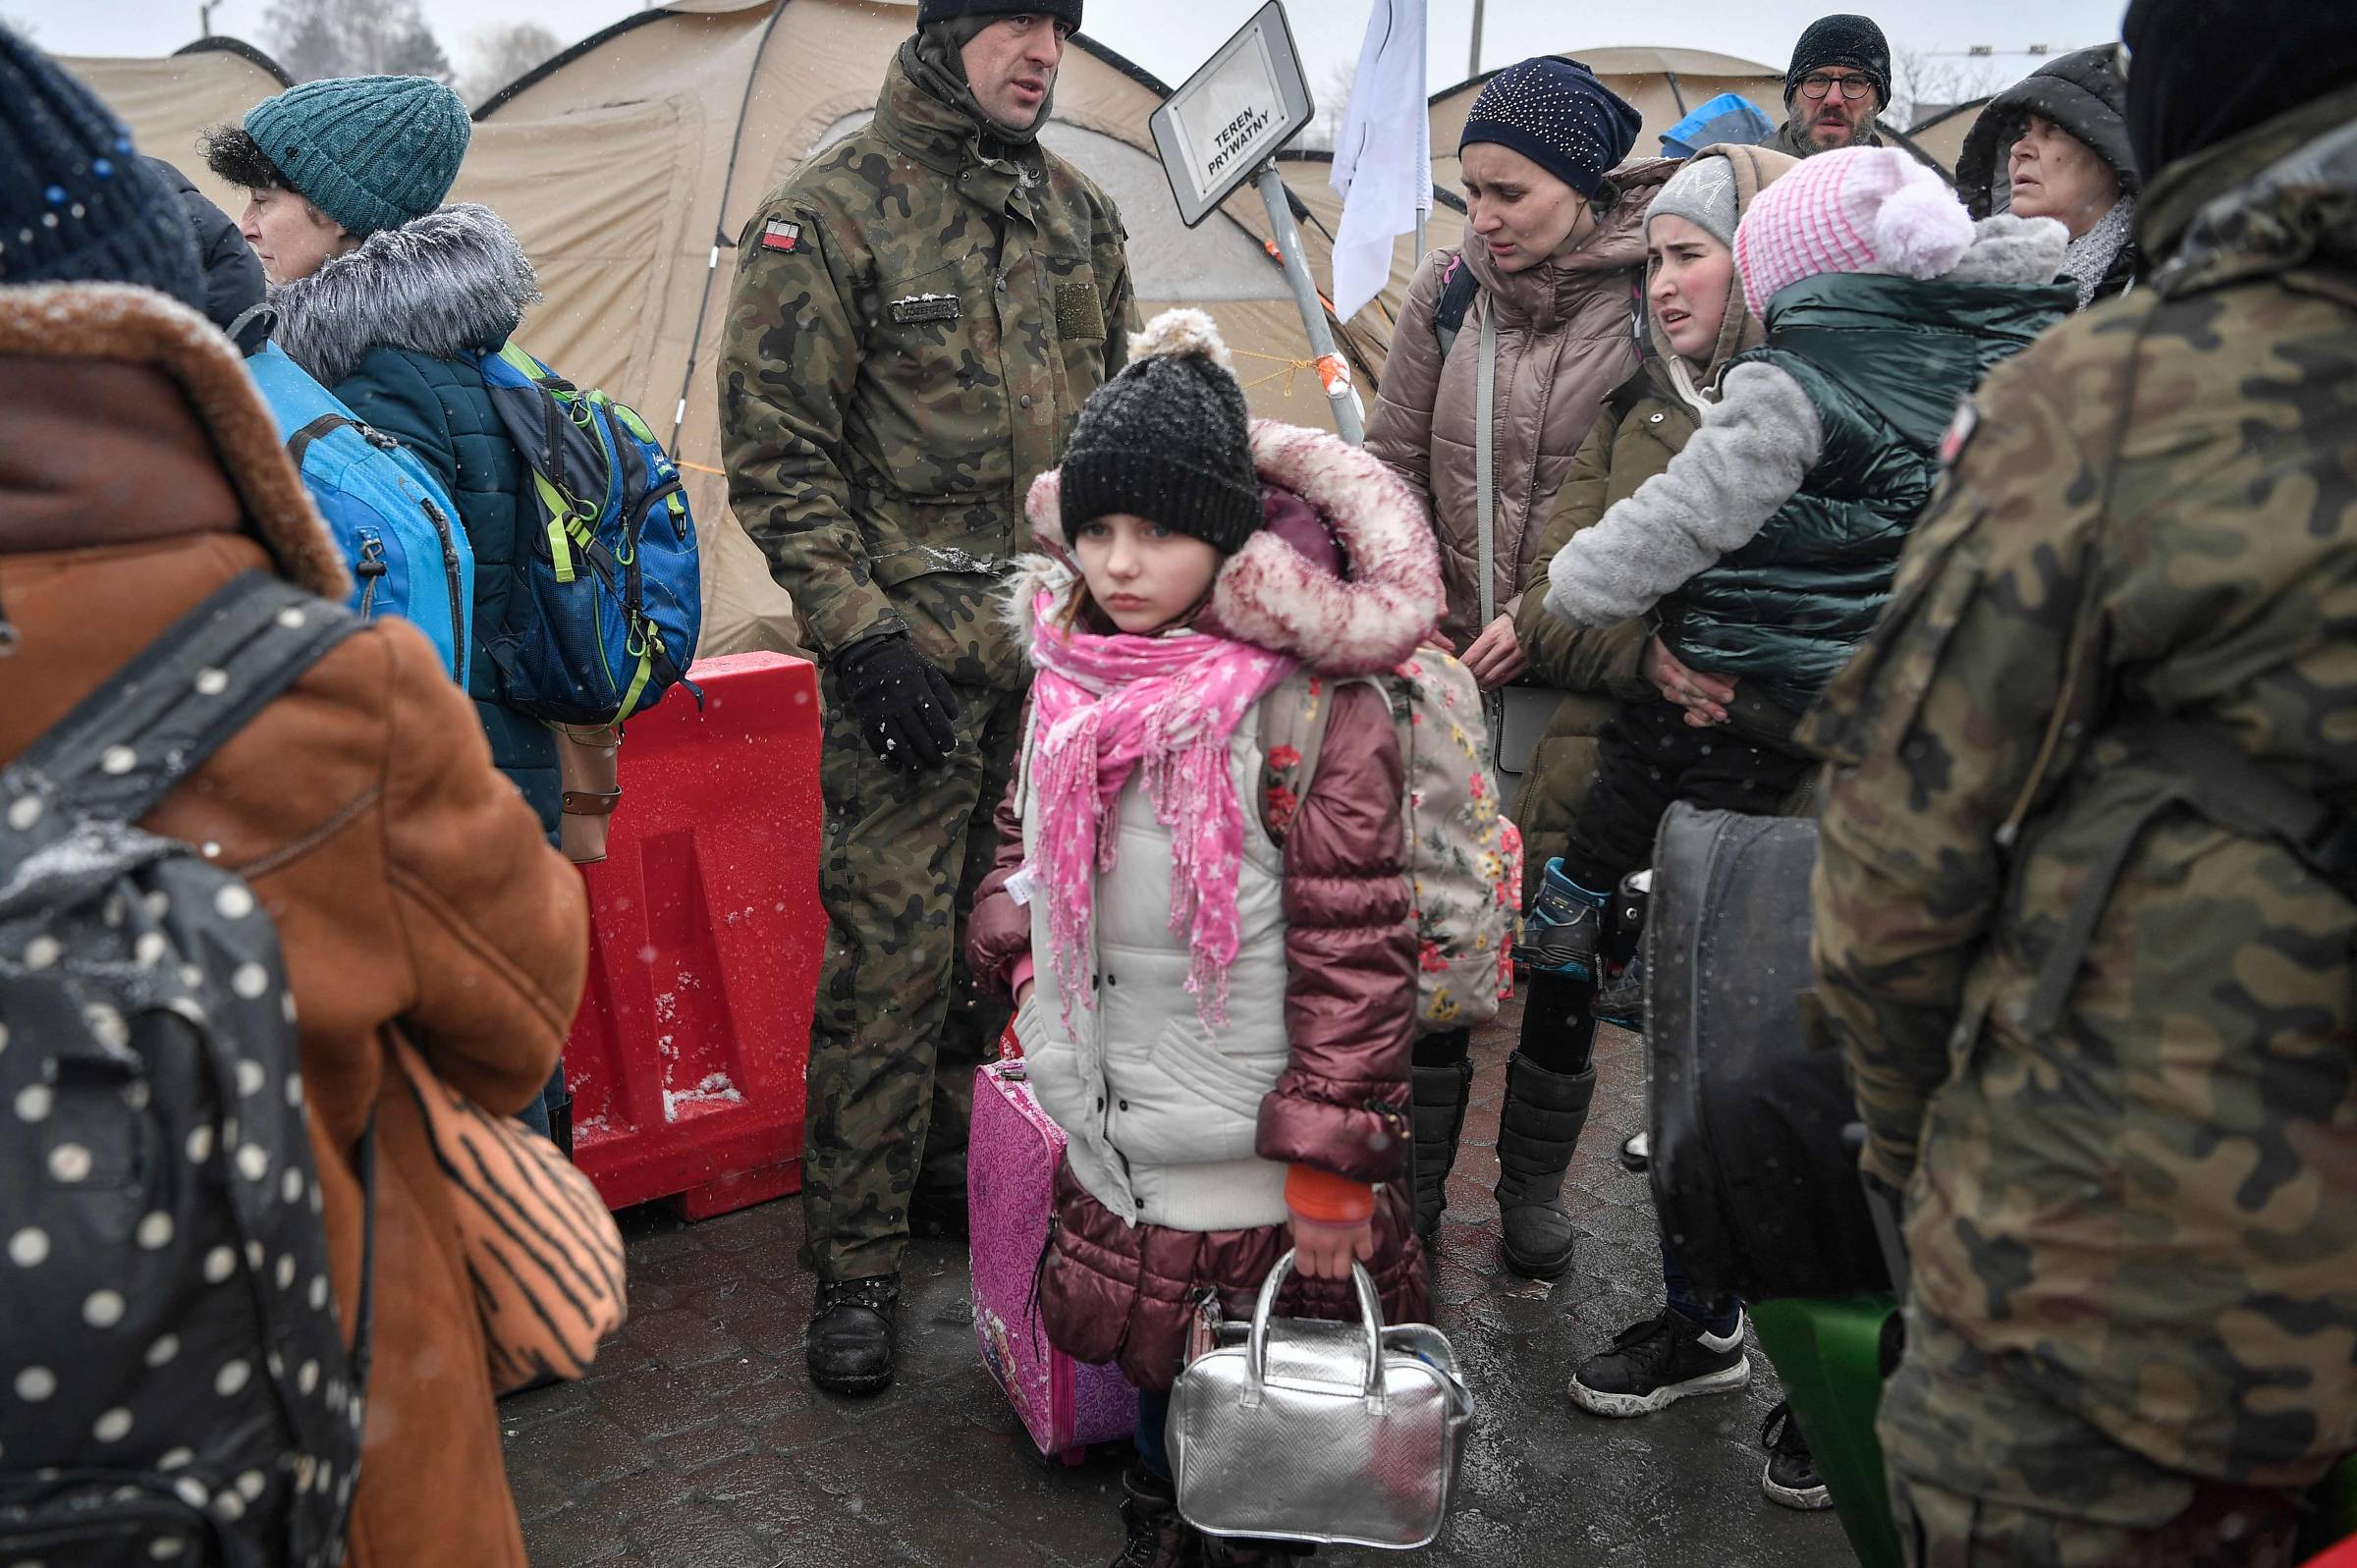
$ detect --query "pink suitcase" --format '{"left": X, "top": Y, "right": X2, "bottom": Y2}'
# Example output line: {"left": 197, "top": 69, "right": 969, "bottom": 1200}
{"left": 969, "top": 1058, "right": 1138, "bottom": 1464}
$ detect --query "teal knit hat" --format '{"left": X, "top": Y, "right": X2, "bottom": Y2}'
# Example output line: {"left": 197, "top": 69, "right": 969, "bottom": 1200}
{"left": 243, "top": 76, "right": 469, "bottom": 238}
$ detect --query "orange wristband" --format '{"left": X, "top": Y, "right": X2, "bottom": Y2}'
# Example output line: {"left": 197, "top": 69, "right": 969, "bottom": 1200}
{"left": 1285, "top": 1164, "right": 1376, "bottom": 1226}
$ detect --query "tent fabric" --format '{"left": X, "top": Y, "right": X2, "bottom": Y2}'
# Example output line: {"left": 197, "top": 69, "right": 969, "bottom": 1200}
{"left": 64, "top": 43, "right": 290, "bottom": 227}
{"left": 467, "top": 0, "right": 1431, "bottom": 659}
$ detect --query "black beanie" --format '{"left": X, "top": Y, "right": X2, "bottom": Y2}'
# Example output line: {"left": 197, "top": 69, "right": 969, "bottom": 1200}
{"left": 1458, "top": 56, "right": 1642, "bottom": 199}
{"left": 1060, "top": 309, "right": 1261, "bottom": 555}
{"left": 1785, "top": 14, "right": 1891, "bottom": 109}
{"left": 2123, "top": 0, "right": 2357, "bottom": 179}
{"left": 917, "top": 0, "right": 1082, "bottom": 27}
{"left": 0, "top": 28, "right": 205, "bottom": 313}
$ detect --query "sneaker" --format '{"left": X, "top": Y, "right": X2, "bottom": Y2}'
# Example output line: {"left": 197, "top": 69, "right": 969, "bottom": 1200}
{"left": 1592, "top": 953, "right": 1646, "bottom": 1030}
{"left": 1617, "top": 1130, "right": 1650, "bottom": 1172}
{"left": 1567, "top": 1305, "right": 1750, "bottom": 1417}
{"left": 1512, "top": 859, "right": 1608, "bottom": 980}
{"left": 1760, "top": 1400, "right": 1834, "bottom": 1511}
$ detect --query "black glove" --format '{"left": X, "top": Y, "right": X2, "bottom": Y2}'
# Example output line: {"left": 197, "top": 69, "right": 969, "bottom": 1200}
{"left": 834, "top": 631, "right": 962, "bottom": 775}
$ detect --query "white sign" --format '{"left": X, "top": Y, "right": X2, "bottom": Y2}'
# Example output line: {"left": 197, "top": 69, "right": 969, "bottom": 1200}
{"left": 1150, "top": 2, "right": 1316, "bottom": 228}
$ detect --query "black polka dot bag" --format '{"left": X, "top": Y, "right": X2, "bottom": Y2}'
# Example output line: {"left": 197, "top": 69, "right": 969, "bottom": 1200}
{"left": 0, "top": 572, "right": 371, "bottom": 1568}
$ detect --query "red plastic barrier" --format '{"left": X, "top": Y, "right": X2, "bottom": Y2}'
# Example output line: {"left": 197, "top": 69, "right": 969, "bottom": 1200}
{"left": 564, "top": 653, "right": 826, "bottom": 1218}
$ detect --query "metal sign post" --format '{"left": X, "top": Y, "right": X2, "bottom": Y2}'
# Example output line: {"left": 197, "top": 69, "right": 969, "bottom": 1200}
{"left": 1150, "top": 2, "right": 1365, "bottom": 445}
{"left": 1254, "top": 162, "right": 1365, "bottom": 446}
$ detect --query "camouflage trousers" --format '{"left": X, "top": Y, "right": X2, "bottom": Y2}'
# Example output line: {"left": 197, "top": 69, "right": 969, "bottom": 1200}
{"left": 802, "top": 664, "right": 1023, "bottom": 1282}
{"left": 1884, "top": 1310, "right": 2310, "bottom": 1567}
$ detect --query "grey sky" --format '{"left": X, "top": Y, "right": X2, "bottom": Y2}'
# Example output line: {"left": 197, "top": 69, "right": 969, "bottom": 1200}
{"left": 19, "top": 0, "right": 2127, "bottom": 108}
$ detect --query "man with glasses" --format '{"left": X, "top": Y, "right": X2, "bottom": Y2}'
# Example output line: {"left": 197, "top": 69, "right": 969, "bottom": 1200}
{"left": 1760, "top": 14, "right": 1905, "bottom": 158}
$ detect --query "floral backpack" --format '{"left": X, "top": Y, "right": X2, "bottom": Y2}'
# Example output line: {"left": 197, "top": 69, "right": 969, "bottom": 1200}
{"left": 1259, "top": 653, "right": 1522, "bottom": 1035}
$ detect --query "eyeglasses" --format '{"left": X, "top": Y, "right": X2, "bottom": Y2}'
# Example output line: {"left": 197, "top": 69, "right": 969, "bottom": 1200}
{"left": 1796, "top": 72, "right": 1877, "bottom": 102}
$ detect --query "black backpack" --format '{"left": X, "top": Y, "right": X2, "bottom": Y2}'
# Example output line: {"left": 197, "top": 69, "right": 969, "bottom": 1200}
{"left": 0, "top": 573, "right": 372, "bottom": 1568}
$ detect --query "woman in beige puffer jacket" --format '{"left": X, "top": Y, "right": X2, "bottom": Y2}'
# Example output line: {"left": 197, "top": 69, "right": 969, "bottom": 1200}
{"left": 1363, "top": 55, "right": 1673, "bottom": 1283}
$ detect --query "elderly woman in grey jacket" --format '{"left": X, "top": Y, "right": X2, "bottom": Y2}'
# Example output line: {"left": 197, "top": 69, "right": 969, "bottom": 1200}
{"left": 1364, "top": 54, "right": 1672, "bottom": 1282}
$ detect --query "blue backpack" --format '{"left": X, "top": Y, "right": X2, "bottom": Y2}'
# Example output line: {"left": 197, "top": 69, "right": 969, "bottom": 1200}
{"left": 473, "top": 343, "right": 701, "bottom": 726}
{"left": 244, "top": 341, "right": 475, "bottom": 685}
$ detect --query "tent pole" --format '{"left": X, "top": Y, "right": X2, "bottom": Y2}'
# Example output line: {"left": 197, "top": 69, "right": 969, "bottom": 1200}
{"left": 1468, "top": 0, "right": 1484, "bottom": 79}
{"left": 1254, "top": 162, "right": 1365, "bottom": 446}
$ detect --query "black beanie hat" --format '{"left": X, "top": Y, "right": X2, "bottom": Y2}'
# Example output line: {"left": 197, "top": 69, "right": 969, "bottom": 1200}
{"left": 2123, "top": 0, "right": 2357, "bottom": 179}
{"left": 917, "top": 0, "right": 1082, "bottom": 28}
{"left": 1458, "top": 56, "right": 1642, "bottom": 199}
{"left": 1060, "top": 309, "right": 1261, "bottom": 555}
{"left": 0, "top": 28, "right": 205, "bottom": 313}
{"left": 1785, "top": 14, "right": 1891, "bottom": 109}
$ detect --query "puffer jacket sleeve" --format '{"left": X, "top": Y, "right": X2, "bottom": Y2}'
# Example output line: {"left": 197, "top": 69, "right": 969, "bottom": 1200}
{"left": 1256, "top": 680, "right": 1416, "bottom": 1184}
{"left": 1363, "top": 251, "right": 1452, "bottom": 513}
{"left": 377, "top": 622, "right": 589, "bottom": 1114}
{"left": 965, "top": 747, "right": 1032, "bottom": 1003}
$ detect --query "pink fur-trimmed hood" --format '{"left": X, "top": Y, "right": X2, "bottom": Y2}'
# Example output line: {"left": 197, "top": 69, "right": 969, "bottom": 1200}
{"left": 1015, "top": 418, "right": 1442, "bottom": 675}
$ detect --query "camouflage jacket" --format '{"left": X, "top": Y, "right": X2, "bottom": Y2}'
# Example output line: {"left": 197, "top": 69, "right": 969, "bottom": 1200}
{"left": 1803, "top": 84, "right": 2357, "bottom": 1487}
{"left": 717, "top": 53, "right": 1135, "bottom": 685}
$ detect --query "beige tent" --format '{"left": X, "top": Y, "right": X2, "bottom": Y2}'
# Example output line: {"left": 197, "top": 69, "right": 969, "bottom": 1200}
{"left": 464, "top": 0, "right": 1468, "bottom": 655}
{"left": 66, "top": 40, "right": 292, "bottom": 217}
{"left": 1904, "top": 96, "right": 1996, "bottom": 177}
{"left": 1428, "top": 46, "right": 1787, "bottom": 198}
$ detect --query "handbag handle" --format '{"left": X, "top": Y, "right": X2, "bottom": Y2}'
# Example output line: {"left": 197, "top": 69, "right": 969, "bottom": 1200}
{"left": 1247, "top": 1250, "right": 1388, "bottom": 1402}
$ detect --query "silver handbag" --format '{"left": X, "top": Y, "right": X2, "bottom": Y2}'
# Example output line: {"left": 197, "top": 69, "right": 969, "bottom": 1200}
{"left": 1167, "top": 1252, "right": 1475, "bottom": 1550}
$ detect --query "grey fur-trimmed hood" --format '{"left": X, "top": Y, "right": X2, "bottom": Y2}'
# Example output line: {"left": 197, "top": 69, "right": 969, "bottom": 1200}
{"left": 269, "top": 203, "right": 541, "bottom": 389}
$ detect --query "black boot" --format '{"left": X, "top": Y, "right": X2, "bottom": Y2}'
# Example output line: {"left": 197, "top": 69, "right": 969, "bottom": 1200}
{"left": 1408, "top": 1057, "right": 1473, "bottom": 1241}
{"left": 1110, "top": 1461, "right": 1192, "bottom": 1567}
{"left": 805, "top": 1272, "right": 900, "bottom": 1396}
{"left": 1493, "top": 1053, "right": 1596, "bottom": 1279}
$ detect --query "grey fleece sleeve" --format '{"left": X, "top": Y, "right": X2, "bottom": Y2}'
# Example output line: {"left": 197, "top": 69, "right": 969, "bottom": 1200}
{"left": 1541, "top": 361, "right": 1824, "bottom": 628}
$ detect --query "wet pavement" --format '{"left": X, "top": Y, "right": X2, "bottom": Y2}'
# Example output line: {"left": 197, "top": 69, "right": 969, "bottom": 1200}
{"left": 501, "top": 997, "right": 1852, "bottom": 1567}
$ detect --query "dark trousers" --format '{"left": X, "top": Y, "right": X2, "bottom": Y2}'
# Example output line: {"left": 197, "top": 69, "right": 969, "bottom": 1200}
{"left": 1560, "top": 698, "right": 1813, "bottom": 892}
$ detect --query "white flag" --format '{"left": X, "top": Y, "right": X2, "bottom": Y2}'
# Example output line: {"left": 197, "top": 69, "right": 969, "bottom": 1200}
{"left": 1330, "top": 0, "right": 1431, "bottom": 323}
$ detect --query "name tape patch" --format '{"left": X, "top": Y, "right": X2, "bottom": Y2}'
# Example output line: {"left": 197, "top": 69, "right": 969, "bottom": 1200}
{"left": 760, "top": 219, "right": 801, "bottom": 253}
{"left": 890, "top": 293, "right": 962, "bottom": 325}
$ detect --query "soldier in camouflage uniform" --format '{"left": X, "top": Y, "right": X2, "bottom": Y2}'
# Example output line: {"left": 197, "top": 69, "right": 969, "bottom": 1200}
{"left": 1804, "top": 3, "right": 2357, "bottom": 1559}
{"left": 717, "top": 0, "right": 1133, "bottom": 1395}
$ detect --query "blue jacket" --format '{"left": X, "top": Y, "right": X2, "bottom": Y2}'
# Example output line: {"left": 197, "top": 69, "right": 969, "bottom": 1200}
{"left": 272, "top": 204, "right": 560, "bottom": 838}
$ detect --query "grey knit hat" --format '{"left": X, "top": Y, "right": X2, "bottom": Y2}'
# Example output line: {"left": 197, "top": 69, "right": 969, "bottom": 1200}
{"left": 1060, "top": 309, "right": 1261, "bottom": 554}
{"left": 1648, "top": 154, "right": 1741, "bottom": 249}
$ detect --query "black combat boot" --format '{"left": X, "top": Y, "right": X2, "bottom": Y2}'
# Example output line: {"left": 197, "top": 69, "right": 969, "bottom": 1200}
{"left": 1109, "top": 1461, "right": 1192, "bottom": 1568}
{"left": 1408, "top": 1056, "right": 1474, "bottom": 1242}
{"left": 1493, "top": 1052, "right": 1596, "bottom": 1279}
{"left": 805, "top": 1272, "right": 900, "bottom": 1396}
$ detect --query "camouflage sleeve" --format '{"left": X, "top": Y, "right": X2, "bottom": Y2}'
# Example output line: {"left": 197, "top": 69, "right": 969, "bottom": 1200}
{"left": 1097, "top": 196, "right": 1137, "bottom": 379}
{"left": 1799, "top": 372, "right": 2099, "bottom": 1189}
{"left": 716, "top": 200, "right": 904, "bottom": 660}
{"left": 1515, "top": 411, "right": 1649, "bottom": 697}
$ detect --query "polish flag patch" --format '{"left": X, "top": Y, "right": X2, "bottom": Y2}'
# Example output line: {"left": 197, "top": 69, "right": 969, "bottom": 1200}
{"left": 760, "top": 219, "right": 802, "bottom": 253}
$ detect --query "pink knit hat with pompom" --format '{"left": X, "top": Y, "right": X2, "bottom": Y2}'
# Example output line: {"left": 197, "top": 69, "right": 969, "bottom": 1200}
{"left": 1732, "top": 146, "right": 1975, "bottom": 319}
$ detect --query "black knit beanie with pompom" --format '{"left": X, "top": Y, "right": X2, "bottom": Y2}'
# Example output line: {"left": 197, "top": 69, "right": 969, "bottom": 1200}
{"left": 1059, "top": 308, "right": 1262, "bottom": 555}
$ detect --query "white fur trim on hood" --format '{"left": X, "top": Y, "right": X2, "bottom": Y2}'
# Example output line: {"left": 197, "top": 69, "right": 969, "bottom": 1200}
{"left": 270, "top": 203, "right": 541, "bottom": 389}
{"left": 1011, "top": 419, "right": 1443, "bottom": 676}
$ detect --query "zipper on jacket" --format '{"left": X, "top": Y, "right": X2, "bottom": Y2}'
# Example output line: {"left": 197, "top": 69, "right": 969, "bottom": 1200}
{"left": 355, "top": 532, "right": 388, "bottom": 622}
{"left": 416, "top": 496, "right": 466, "bottom": 654}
